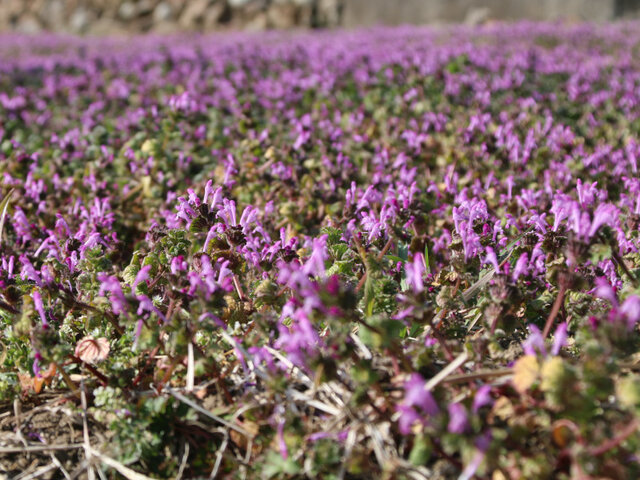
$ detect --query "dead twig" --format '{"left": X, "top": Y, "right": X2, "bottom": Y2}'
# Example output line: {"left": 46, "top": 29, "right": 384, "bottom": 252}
{"left": 542, "top": 284, "right": 566, "bottom": 339}
{"left": 50, "top": 453, "right": 72, "bottom": 480}
{"left": 80, "top": 384, "right": 95, "bottom": 480}
{"left": 209, "top": 429, "right": 228, "bottom": 479}
{"left": 442, "top": 368, "right": 513, "bottom": 385}
{"left": 0, "top": 444, "right": 84, "bottom": 454}
{"left": 17, "top": 463, "right": 58, "bottom": 480}
{"left": 165, "top": 388, "right": 254, "bottom": 438}
{"left": 186, "top": 342, "right": 195, "bottom": 392}
{"left": 175, "top": 441, "right": 190, "bottom": 480}
{"left": 424, "top": 351, "right": 469, "bottom": 392}
{"left": 87, "top": 447, "right": 157, "bottom": 480}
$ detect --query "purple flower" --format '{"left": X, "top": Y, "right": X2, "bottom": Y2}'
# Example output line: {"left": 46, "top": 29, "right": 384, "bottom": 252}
{"left": 136, "top": 295, "right": 166, "bottom": 323}
{"left": 594, "top": 277, "right": 618, "bottom": 305}
{"left": 512, "top": 253, "right": 529, "bottom": 281}
{"left": 302, "top": 235, "right": 328, "bottom": 278}
{"left": 587, "top": 203, "right": 618, "bottom": 238}
{"left": 276, "top": 413, "right": 288, "bottom": 459}
{"left": 452, "top": 197, "right": 489, "bottom": 260}
{"left": 396, "top": 374, "right": 440, "bottom": 434}
{"left": 404, "top": 374, "right": 439, "bottom": 414}
{"left": 170, "top": 256, "right": 187, "bottom": 274}
{"left": 522, "top": 325, "right": 546, "bottom": 356}
{"left": 202, "top": 180, "right": 214, "bottom": 205}
{"left": 483, "top": 246, "right": 500, "bottom": 272}
{"left": 620, "top": 296, "right": 640, "bottom": 328}
{"left": 176, "top": 196, "right": 196, "bottom": 224}
{"left": 550, "top": 195, "right": 573, "bottom": 232}
{"left": 79, "top": 232, "right": 107, "bottom": 258}
{"left": 31, "top": 290, "right": 48, "bottom": 328}
{"left": 472, "top": 385, "right": 493, "bottom": 413}
{"left": 33, "top": 351, "right": 43, "bottom": 377}
{"left": 12, "top": 208, "right": 34, "bottom": 245}
{"left": 20, "top": 255, "right": 42, "bottom": 287}
{"left": 1, "top": 256, "right": 15, "bottom": 277}
{"left": 447, "top": 403, "right": 469, "bottom": 434}
{"left": 551, "top": 322, "right": 568, "bottom": 355}
{"left": 576, "top": 179, "right": 600, "bottom": 207}
{"left": 405, "top": 253, "right": 426, "bottom": 293}
{"left": 459, "top": 431, "right": 492, "bottom": 480}
{"left": 168, "top": 91, "right": 198, "bottom": 113}
{"left": 97, "top": 274, "right": 128, "bottom": 316}
{"left": 397, "top": 405, "right": 422, "bottom": 435}
{"left": 132, "top": 265, "right": 151, "bottom": 290}
{"left": 217, "top": 198, "right": 237, "bottom": 227}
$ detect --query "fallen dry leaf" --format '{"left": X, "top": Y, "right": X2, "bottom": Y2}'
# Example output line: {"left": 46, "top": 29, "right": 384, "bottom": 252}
{"left": 75, "top": 336, "right": 110, "bottom": 363}
{"left": 512, "top": 355, "right": 540, "bottom": 394}
{"left": 18, "top": 363, "right": 57, "bottom": 394}
{"left": 552, "top": 423, "right": 571, "bottom": 447}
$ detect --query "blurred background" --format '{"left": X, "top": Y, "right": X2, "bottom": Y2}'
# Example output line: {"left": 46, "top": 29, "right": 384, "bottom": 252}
{"left": 1, "top": 0, "right": 640, "bottom": 35}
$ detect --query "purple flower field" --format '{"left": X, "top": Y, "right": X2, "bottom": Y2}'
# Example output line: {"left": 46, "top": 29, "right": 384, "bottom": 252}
{"left": 2, "top": 22, "right": 640, "bottom": 479}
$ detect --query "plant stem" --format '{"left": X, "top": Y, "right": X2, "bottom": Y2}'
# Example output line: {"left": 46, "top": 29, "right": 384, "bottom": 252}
{"left": 589, "top": 418, "right": 639, "bottom": 456}
{"left": 543, "top": 284, "right": 566, "bottom": 339}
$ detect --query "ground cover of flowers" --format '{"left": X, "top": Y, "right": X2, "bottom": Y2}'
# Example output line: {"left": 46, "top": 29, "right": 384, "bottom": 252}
{"left": 2, "top": 22, "right": 640, "bottom": 479}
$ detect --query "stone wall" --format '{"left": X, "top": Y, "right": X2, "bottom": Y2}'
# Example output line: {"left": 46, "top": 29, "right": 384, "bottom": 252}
{"left": 0, "top": 0, "right": 342, "bottom": 34}
{"left": 1, "top": 0, "right": 639, "bottom": 35}
{"left": 342, "top": 0, "right": 625, "bottom": 27}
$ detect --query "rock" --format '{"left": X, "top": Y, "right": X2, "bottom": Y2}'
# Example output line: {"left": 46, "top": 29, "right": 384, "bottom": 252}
{"left": 0, "top": 0, "right": 21, "bottom": 29}
{"left": 464, "top": 7, "right": 490, "bottom": 26}
{"left": 317, "top": 0, "right": 340, "bottom": 27}
{"left": 166, "top": 0, "right": 186, "bottom": 15}
{"left": 153, "top": 2, "right": 173, "bottom": 23}
{"left": 203, "top": 3, "right": 228, "bottom": 29}
{"left": 2, "top": 0, "right": 25, "bottom": 18}
{"left": 118, "top": 1, "right": 137, "bottom": 21}
{"left": 342, "top": 0, "right": 433, "bottom": 27}
{"left": 178, "top": 0, "right": 210, "bottom": 28}
{"left": 228, "top": 0, "right": 252, "bottom": 7}
{"left": 267, "top": 4, "right": 297, "bottom": 29}
{"left": 131, "top": 16, "right": 154, "bottom": 32}
{"left": 15, "top": 14, "right": 41, "bottom": 34}
{"left": 297, "top": 3, "right": 312, "bottom": 26}
{"left": 29, "top": 0, "right": 47, "bottom": 16}
{"left": 41, "top": 0, "right": 65, "bottom": 31}
{"left": 245, "top": 12, "right": 267, "bottom": 31}
{"left": 90, "top": 18, "right": 127, "bottom": 36}
{"left": 137, "top": 0, "right": 155, "bottom": 15}
{"left": 238, "top": 0, "right": 266, "bottom": 17}
{"left": 152, "top": 20, "right": 180, "bottom": 34}
{"left": 69, "top": 8, "right": 93, "bottom": 34}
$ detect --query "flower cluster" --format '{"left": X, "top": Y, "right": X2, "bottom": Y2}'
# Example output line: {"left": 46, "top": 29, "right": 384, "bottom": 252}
{"left": 1, "top": 23, "right": 640, "bottom": 479}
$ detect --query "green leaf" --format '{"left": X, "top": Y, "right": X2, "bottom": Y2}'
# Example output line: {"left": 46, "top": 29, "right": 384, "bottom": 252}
{"left": 462, "top": 268, "right": 494, "bottom": 304}
{"left": 397, "top": 242, "right": 409, "bottom": 262}
{"left": 329, "top": 243, "right": 350, "bottom": 259}
{"left": 385, "top": 254, "right": 404, "bottom": 264}
{"left": 462, "top": 228, "right": 533, "bottom": 304}
{"left": 263, "top": 451, "right": 302, "bottom": 479}
{"left": 122, "top": 266, "right": 139, "bottom": 286}
{"left": 590, "top": 243, "right": 612, "bottom": 264}
{"left": 189, "top": 215, "right": 209, "bottom": 233}
{"left": 0, "top": 188, "right": 15, "bottom": 244}
{"left": 409, "top": 435, "right": 432, "bottom": 466}
{"left": 366, "top": 297, "right": 375, "bottom": 317}
{"left": 424, "top": 243, "right": 431, "bottom": 275}
{"left": 364, "top": 275, "right": 375, "bottom": 318}
{"left": 326, "top": 260, "right": 355, "bottom": 277}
